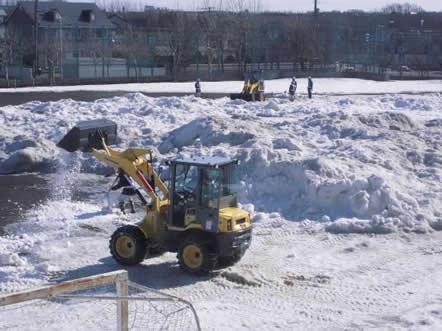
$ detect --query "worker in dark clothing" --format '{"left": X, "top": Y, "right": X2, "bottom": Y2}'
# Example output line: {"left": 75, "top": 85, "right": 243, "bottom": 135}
{"left": 195, "top": 78, "right": 201, "bottom": 97}
{"left": 307, "top": 76, "right": 313, "bottom": 99}
{"left": 109, "top": 169, "right": 138, "bottom": 214}
{"left": 289, "top": 76, "right": 297, "bottom": 101}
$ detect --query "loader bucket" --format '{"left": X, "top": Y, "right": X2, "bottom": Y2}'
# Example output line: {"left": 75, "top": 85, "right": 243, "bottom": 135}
{"left": 230, "top": 93, "right": 252, "bottom": 101}
{"left": 57, "top": 119, "right": 118, "bottom": 152}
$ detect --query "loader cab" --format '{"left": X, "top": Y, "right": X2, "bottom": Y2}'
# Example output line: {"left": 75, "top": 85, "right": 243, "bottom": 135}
{"left": 167, "top": 157, "right": 240, "bottom": 231}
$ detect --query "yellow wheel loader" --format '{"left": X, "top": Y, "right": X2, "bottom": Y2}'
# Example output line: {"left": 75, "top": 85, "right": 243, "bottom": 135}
{"left": 58, "top": 120, "right": 252, "bottom": 275}
{"left": 230, "top": 71, "right": 265, "bottom": 102}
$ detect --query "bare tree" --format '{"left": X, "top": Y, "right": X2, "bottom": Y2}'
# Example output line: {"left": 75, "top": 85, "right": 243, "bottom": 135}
{"left": 165, "top": 12, "right": 196, "bottom": 81}
{"left": 382, "top": 3, "right": 424, "bottom": 14}
{"left": 287, "top": 16, "right": 313, "bottom": 71}
{"left": 197, "top": 3, "right": 232, "bottom": 78}
{"left": 111, "top": 23, "right": 150, "bottom": 81}
{"left": 37, "top": 27, "right": 65, "bottom": 84}
{"left": 409, "top": 55, "right": 429, "bottom": 77}
{"left": 96, "top": 0, "right": 141, "bottom": 12}
{"left": 0, "top": 39, "right": 13, "bottom": 83}
{"left": 224, "top": 0, "right": 264, "bottom": 74}
{"left": 226, "top": 0, "right": 262, "bottom": 12}
{"left": 3, "top": 23, "right": 34, "bottom": 82}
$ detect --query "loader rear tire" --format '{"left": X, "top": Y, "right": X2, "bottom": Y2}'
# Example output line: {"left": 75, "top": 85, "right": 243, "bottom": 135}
{"left": 110, "top": 225, "right": 147, "bottom": 266}
{"left": 178, "top": 236, "right": 216, "bottom": 275}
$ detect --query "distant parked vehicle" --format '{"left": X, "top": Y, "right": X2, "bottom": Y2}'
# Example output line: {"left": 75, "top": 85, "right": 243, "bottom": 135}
{"left": 400, "top": 65, "right": 411, "bottom": 71}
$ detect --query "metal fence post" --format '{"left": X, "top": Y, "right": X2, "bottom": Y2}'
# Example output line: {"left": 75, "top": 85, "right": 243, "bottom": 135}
{"left": 116, "top": 277, "right": 129, "bottom": 331}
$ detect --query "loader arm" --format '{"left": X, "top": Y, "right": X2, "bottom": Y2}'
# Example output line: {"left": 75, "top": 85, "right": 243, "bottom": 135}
{"left": 92, "top": 139, "right": 169, "bottom": 211}
{"left": 242, "top": 81, "right": 261, "bottom": 95}
{"left": 241, "top": 80, "right": 250, "bottom": 94}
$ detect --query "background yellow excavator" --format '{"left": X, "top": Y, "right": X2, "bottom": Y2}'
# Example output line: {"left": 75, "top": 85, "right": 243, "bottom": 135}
{"left": 58, "top": 120, "right": 252, "bottom": 275}
{"left": 230, "top": 70, "right": 265, "bottom": 101}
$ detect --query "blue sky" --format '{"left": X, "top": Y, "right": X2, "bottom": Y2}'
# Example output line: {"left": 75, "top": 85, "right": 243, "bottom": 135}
{"left": 137, "top": 0, "right": 441, "bottom": 12}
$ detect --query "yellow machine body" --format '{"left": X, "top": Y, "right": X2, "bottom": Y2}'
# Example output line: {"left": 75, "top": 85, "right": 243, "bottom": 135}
{"left": 59, "top": 121, "right": 252, "bottom": 274}
{"left": 92, "top": 141, "right": 252, "bottom": 244}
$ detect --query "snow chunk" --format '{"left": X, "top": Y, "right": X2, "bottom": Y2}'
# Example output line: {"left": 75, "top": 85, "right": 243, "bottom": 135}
{"left": 0, "top": 139, "right": 57, "bottom": 174}
{"left": 5, "top": 137, "right": 38, "bottom": 153}
{"left": 272, "top": 138, "right": 302, "bottom": 151}
{"left": 0, "top": 253, "right": 27, "bottom": 266}
{"left": 358, "top": 112, "right": 415, "bottom": 131}
{"left": 430, "top": 219, "right": 442, "bottom": 231}
{"left": 159, "top": 117, "right": 255, "bottom": 153}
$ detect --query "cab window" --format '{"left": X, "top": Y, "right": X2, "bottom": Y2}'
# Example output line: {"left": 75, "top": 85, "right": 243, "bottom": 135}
{"left": 201, "top": 168, "right": 221, "bottom": 207}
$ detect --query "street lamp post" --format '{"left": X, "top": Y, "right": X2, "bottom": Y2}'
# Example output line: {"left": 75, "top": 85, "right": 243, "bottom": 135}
{"left": 365, "top": 32, "right": 370, "bottom": 71}
{"left": 34, "top": 0, "right": 39, "bottom": 78}
{"left": 59, "top": 16, "right": 63, "bottom": 79}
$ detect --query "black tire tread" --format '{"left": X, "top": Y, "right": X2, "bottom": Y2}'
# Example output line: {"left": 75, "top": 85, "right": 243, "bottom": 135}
{"left": 177, "top": 235, "right": 216, "bottom": 275}
{"left": 109, "top": 225, "right": 147, "bottom": 266}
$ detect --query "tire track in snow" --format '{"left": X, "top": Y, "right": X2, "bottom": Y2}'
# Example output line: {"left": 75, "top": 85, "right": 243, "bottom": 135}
{"left": 168, "top": 226, "right": 442, "bottom": 330}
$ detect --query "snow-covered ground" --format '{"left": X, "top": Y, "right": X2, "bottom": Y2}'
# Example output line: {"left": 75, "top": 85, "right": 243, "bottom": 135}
{"left": 0, "top": 80, "right": 441, "bottom": 330}
{"left": 0, "top": 78, "right": 441, "bottom": 95}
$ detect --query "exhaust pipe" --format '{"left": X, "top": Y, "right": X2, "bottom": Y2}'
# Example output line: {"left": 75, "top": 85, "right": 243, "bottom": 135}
{"left": 57, "top": 119, "right": 118, "bottom": 152}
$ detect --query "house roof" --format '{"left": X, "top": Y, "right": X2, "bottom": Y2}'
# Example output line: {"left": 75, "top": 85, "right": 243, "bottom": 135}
{"left": 16, "top": 1, "right": 114, "bottom": 28}
{"left": 109, "top": 11, "right": 175, "bottom": 30}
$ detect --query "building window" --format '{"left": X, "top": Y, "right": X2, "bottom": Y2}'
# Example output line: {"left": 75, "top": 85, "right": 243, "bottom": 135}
{"left": 80, "top": 10, "right": 95, "bottom": 23}
{"left": 43, "top": 10, "right": 62, "bottom": 22}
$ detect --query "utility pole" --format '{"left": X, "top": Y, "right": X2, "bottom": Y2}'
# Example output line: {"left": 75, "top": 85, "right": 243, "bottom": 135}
{"left": 59, "top": 17, "right": 63, "bottom": 79}
{"left": 33, "top": 0, "right": 38, "bottom": 77}
{"left": 314, "top": 0, "right": 318, "bottom": 15}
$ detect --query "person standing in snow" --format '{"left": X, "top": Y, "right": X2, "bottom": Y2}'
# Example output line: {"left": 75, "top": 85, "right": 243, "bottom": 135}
{"left": 289, "top": 76, "right": 297, "bottom": 101}
{"left": 108, "top": 169, "right": 137, "bottom": 214}
{"left": 307, "top": 76, "right": 313, "bottom": 99}
{"left": 195, "top": 78, "right": 201, "bottom": 97}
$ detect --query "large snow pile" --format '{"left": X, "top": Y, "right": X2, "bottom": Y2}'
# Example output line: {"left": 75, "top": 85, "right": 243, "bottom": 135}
{"left": 1, "top": 86, "right": 442, "bottom": 330}
{"left": 1, "top": 92, "right": 441, "bottom": 234}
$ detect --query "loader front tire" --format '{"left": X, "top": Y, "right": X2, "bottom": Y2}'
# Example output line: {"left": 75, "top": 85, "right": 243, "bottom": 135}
{"left": 178, "top": 236, "right": 215, "bottom": 275}
{"left": 110, "top": 225, "right": 147, "bottom": 265}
